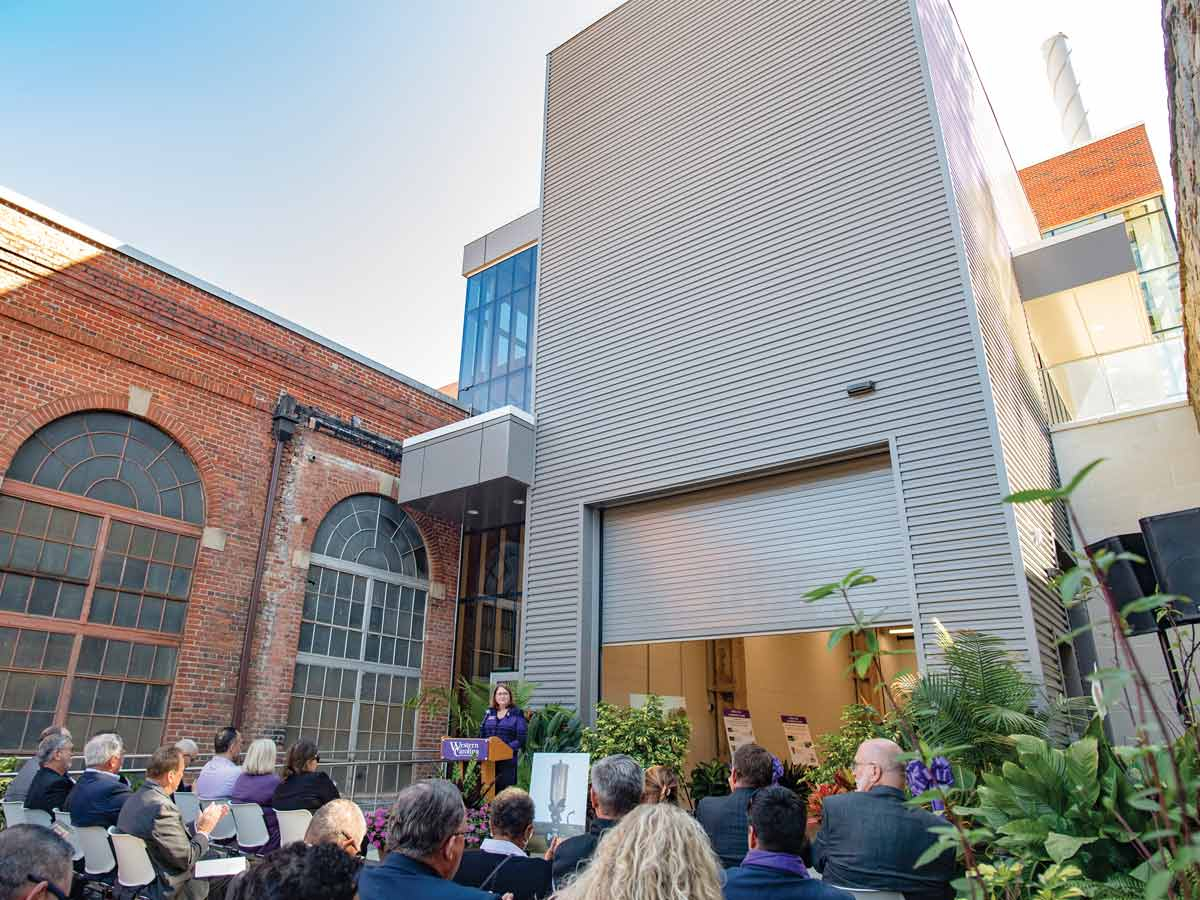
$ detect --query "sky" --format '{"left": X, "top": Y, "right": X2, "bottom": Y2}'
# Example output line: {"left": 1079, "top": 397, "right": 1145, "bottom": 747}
{"left": 0, "top": 1, "right": 1173, "bottom": 390}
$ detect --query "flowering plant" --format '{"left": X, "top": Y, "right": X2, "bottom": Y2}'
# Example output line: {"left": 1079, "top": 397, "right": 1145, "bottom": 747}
{"left": 364, "top": 806, "right": 390, "bottom": 853}
{"left": 464, "top": 803, "right": 490, "bottom": 849}
{"left": 805, "top": 781, "right": 847, "bottom": 822}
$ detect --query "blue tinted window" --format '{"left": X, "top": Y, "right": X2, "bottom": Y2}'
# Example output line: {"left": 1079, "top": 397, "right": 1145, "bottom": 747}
{"left": 459, "top": 312, "right": 479, "bottom": 389}
{"left": 513, "top": 251, "right": 531, "bottom": 289}
{"left": 495, "top": 258, "right": 514, "bottom": 298}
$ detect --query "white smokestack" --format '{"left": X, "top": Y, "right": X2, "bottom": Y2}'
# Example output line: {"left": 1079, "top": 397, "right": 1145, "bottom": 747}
{"left": 1041, "top": 33, "right": 1094, "bottom": 148}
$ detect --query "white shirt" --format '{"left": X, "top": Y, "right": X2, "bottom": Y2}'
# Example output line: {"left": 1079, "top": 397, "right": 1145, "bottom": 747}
{"left": 194, "top": 756, "right": 242, "bottom": 799}
{"left": 480, "top": 837, "right": 527, "bottom": 857}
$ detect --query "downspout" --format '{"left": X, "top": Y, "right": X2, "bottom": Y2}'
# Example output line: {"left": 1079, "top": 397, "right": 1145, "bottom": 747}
{"left": 232, "top": 395, "right": 298, "bottom": 728}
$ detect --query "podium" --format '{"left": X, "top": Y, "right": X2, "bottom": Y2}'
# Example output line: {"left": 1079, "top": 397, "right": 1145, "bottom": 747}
{"left": 441, "top": 736, "right": 513, "bottom": 801}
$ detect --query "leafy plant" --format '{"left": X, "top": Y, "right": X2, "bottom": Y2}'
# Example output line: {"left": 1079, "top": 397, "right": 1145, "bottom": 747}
{"left": 687, "top": 759, "right": 731, "bottom": 807}
{"left": 408, "top": 676, "right": 537, "bottom": 738}
{"left": 0, "top": 756, "right": 18, "bottom": 828}
{"left": 518, "top": 704, "right": 583, "bottom": 790}
{"left": 810, "top": 704, "right": 905, "bottom": 787}
{"left": 581, "top": 695, "right": 692, "bottom": 772}
{"left": 777, "top": 760, "right": 813, "bottom": 809}
{"left": 445, "top": 758, "right": 493, "bottom": 809}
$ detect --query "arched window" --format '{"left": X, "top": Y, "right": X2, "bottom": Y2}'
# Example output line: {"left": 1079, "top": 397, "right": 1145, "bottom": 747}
{"left": 287, "top": 495, "right": 429, "bottom": 800}
{"left": 0, "top": 412, "right": 202, "bottom": 754}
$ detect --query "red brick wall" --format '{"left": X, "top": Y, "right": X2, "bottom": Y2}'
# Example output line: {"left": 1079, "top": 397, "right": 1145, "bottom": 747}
{"left": 0, "top": 197, "right": 465, "bottom": 755}
{"left": 1017, "top": 124, "right": 1164, "bottom": 232}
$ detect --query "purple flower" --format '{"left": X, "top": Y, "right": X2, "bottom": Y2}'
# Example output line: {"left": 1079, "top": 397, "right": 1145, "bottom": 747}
{"left": 929, "top": 757, "right": 954, "bottom": 788}
{"left": 770, "top": 756, "right": 784, "bottom": 785}
{"left": 905, "top": 760, "right": 932, "bottom": 794}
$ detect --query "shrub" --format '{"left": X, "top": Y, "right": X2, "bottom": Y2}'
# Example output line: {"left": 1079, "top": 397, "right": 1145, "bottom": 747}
{"left": 687, "top": 759, "right": 730, "bottom": 807}
{"left": 580, "top": 696, "right": 691, "bottom": 772}
{"left": 810, "top": 704, "right": 904, "bottom": 787}
{"left": 517, "top": 704, "right": 583, "bottom": 791}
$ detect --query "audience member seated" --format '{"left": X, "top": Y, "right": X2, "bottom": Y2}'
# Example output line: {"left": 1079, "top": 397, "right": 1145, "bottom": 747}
{"left": 304, "top": 799, "right": 367, "bottom": 856}
{"left": 173, "top": 739, "right": 200, "bottom": 794}
{"left": 0, "top": 823, "right": 75, "bottom": 900}
{"left": 724, "top": 786, "right": 851, "bottom": 900}
{"left": 230, "top": 738, "right": 282, "bottom": 853}
{"left": 642, "top": 765, "right": 682, "bottom": 805}
{"left": 5, "top": 726, "right": 69, "bottom": 807}
{"left": 194, "top": 727, "right": 242, "bottom": 800}
{"left": 24, "top": 733, "right": 74, "bottom": 820}
{"left": 549, "top": 753, "right": 644, "bottom": 884}
{"left": 454, "top": 787, "right": 552, "bottom": 900}
{"left": 67, "top": 732, "right": 132, "bottom": 828}
{"left": 271, "top": 740, "right": 339, "bottom": 813}
{"left": 225, "top": 842, "right": 361, "bottom": 900}
{"left": 696, "top": 743, "right": 774, "bottom": 868}
{"left": 812, "top": 739, "right": 957, "bottom": 900}
{"left": 554, "top": 803, "right": 723, "bottom": 900}
{"left": 358, "top": 779, "right": 498, "bottom": 900}
{"left": 116, "top": 745, "right": 230, "bottom": 900}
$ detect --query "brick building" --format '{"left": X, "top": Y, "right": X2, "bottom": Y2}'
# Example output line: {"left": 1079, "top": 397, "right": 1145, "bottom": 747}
{"left": 0, "top": 188, "right": 466, "bottom": 797}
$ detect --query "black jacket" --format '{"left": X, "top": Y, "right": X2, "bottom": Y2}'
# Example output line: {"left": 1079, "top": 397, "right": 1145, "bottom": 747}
{"left": 24, "top": 766, "right": 74, "bottom": 817}
{"left": 270, "top": 771, "right": 339, "bottom": 813}
{"left": 67, "top": 770, "right": 132, "bottom": 828}
{"left": 696, "top": 787, "right": 757, "bottom": 868}
{"left": 812, "top": 786, "right": 956, "bottom": 900}
{"left": 455, "top": 849, "right": 552, "bottom": 900}
{"left": 551, "top": 817, "right": 618, "bottom": 884}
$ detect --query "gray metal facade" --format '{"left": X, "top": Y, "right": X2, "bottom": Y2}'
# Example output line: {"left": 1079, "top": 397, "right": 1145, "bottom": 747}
{"left": 523, "top": 0, "right": 1067, "bottom": 708}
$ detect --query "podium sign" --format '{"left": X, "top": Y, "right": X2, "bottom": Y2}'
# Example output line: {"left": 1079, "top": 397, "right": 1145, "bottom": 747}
{"left": 441, "top": 738, "right": 494, "bottom": 761}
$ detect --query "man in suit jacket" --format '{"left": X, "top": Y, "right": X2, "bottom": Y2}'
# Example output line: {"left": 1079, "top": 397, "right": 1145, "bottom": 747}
{"left": 67, "top": 732, "right": 132, "bottom": 828}
{"left": 5, "top": 726, "right": 70, "bottom": 806}
{"left": 812, "top": 739, "right": 956, "bottom": 900}
{"left": 697, "top": 743, "right": 775, "bottom": 868}
{"left": 455, "top": 787, "right": 552, "bottom": 900}
{"left": 549, "top": 754, "right": 644, "bottom": 884}
{"left": 724, "top": 786, "right": 851, "bottom": 900}
{"left": 24, "top": 732, "right": 75, "bottom": 820}
{"left": 116, "top": 745, "right": 229, "bottom": 900}
{"left": 358, "top": 780, "right": 496, "bottom": 900}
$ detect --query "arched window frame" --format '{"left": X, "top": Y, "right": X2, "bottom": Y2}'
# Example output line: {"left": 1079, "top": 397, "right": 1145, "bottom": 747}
{"left": 0, "top": 412, "right": 204, "bottom": 754}
{"left": 288, "top": 494, "right": 431, "bottom": 800}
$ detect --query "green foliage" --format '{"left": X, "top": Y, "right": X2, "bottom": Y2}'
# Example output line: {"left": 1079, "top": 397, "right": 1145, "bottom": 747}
{"left": 446, "top": 758, "right": 493, "bottom": 809}
{"left": 777, "top": 761, "right": 812, "bottom": 811}
{"left": 517, "top": 704, "right": 583, "bottom": 790}
{"left": 810, "top": 704, "right": 904, "bottom": 787}
{"left": 687, "top": 759, "right": 731, "bottom": 807}
{"left": 0, "top": 756, "right": 17, "bottom": 829}
{"left": 960, "top": 861, "right": 1090, "bottom": 900}
{"left": 408, "top": 676, "right": 537, "bottom": 738}
{"left": 581, "top": 696, "right": 691, "bottom": 772}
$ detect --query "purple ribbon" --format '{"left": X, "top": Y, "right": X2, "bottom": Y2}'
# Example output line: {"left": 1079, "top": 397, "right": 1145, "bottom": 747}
{"left": 905, "top": 756, "right": 953, "bottom": 813}
{"left": 771, "top": 756, "right": 784, "bottom": 785}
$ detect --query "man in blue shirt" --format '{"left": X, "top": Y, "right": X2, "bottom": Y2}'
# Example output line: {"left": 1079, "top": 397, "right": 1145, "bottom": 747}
{"left": 724, "top": 786, "right": 851, "bottom": 900}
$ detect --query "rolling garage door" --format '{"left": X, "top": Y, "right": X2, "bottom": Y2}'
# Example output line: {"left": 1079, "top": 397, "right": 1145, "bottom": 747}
{"left": 601, "top": 454, "right": 913, "bottom": 645}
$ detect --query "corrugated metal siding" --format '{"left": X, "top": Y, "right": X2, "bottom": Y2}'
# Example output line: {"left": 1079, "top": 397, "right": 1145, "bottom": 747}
{"left": 525, "top": 0, "right": 1039, "bottom": 707}
{"left": 602, "top": 455, "right": 909, "bottom": 645}
{"left": 913, "top": 0, "right": 1069, "bottom": 694}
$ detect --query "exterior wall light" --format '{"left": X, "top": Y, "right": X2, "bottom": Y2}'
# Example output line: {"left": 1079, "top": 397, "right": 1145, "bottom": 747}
{"left": 846, "top": 380, "right": 877, "bottom": 397}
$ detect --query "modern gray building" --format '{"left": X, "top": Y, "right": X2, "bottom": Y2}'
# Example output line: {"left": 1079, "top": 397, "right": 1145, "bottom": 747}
{"left": 402, "top": 0, "right": 1168, "bottom": 763}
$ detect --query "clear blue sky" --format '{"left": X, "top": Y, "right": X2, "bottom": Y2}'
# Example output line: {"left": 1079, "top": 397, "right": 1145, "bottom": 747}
{"left": 1, "top": 1, "right": 1171, "bottom": 389}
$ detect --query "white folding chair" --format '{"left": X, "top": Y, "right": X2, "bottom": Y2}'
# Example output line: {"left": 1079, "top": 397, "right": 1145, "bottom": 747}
{"left": 76, "top": 826, "right": 118, "bottom": 877}
{"left": 201, "top": 800, "right": 238, "bottom": 841}
{"left": 3, "top": 800, "right": 26, "bottom": 826}
{"left": 175, "top": 791, "right": 201, "bottom": 826}
{"left": 229, "top": 803, "right": 270, "bottom": 853}
{"left": 53, "top": 810, "right": 85, "bottom": 862}
{"left": 831, "top": 890, "right": 906, "bottom": 900}
{"left": 23, "top": 807, "right": 53, "bottom": 828}
{"left": 276, "top": 808, "right": 312, "bottom": 846}
{"left": 108, "top": 829, "right": 156, "bottom": 891}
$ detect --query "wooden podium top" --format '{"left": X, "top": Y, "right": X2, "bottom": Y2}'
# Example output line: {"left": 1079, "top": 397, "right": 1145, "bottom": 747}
{"left": 440, "top": 736, "right": 513, "bottom": 762}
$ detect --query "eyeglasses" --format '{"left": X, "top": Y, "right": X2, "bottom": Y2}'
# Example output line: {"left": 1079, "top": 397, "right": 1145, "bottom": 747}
{"left": 27, "top": 875, "right": 70, "bottom": 900}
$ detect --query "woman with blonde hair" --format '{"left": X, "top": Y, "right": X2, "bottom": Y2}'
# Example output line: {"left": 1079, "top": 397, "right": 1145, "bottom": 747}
{"left": 230, "top": 737, "right": 282, "bottom": 852}
{"left": 553, "top": 802, "right": 724, "bottom": 900}
{"left": 642, "top": 765, "right": 682, "bottom": 806}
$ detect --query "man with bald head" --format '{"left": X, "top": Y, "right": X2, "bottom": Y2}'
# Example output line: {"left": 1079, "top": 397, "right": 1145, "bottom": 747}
{"left": 811, "top": 739, "right": 956, "bottom": 900}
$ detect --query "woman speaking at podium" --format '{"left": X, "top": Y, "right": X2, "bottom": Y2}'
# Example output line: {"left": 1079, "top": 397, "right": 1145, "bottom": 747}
{"left": 479, "top": 682, "right": 527, "bottom": 792}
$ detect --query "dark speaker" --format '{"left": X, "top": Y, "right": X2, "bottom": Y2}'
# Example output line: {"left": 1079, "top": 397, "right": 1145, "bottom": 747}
{"left": 1140, "top": 508, "right": 1200, "bottom": 625}
{"left": 1088, "top": 533, "right": 1160, "bottom": 635}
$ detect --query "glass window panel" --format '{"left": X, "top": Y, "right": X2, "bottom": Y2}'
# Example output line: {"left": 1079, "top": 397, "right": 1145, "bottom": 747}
{"left": 66, "top": 547, "right": 93, "bottom": 579}
{"left": 120, "top": 682, "right": 147, "bottom": 716}
{"left": 27, "top": 579, "right": 57, "bottom": 617}
{"left": 145, "top": 684, "right": 169, "bottom": 718}
{"left": 152, "top": 532, "right": 177, "bottom": 563}
{"left": 89, "top": 589, "right": 116, "bottom": 625}
{"left": 0, "top": 497, "right": 21, "bottom": 531}
{"left": 37, "top": 542, "right": 68, "bottom": 576}
{"left": 114, "top": 594, "right": 140, "bottom": 628}
{"left": 130, "top": 527, "right": 155, "bottom": 558}
{"left": 494, "top": 257, "right": 514, "bottom": 298}
{"left": 14, "top": 630, "right": 47, "bottom": 668}
{"left": 512, "top": 248, "right": 531, "bottom": 289}
{"left": 74, "top": 514, "right": 100, "bottom": 548}
{"left": 489, "top": 377, "right": 507, "bottom": 410}
{"left": 12, "top": 536, "right": 41, "bottom": 570}
{"left": 129, "top": 643, "right": 155, "bottom": 678}
{"left": 44, "top": 633, "right": 72, "bottom": 671}
{"left": 147, "top": 563, "right": 170, "bottom": 594}
{"left": 0, "top": 574, "right": 31, "bottom": 612}
{"left": 0, "top": 534, "right": 11, "bottom": 567}
{"left": 175, "top": 536, "right": 198, "bottom": 567}
{"left": 78, "top": 638, "right": 104, "bottom": 674}
{"left": 466, "top": 275, "right": 481, "bottom": 311}
{"left": 107, "top": 522, "right": 132, "bottom": 553}
{"left": 168, "top": 567, "right": 191, "bottom": 598}
{"left": 162, "top": 600, "right": 186, "bottom": 634}
{"left": 476, "top": 303, "right": 493, "bottom": 382}
{"left": 103, "top": 640, "right": 131, "bottom": 676}
{"left": 69, "top": 677, "right": 96, "bottom": 714}
{"left": 122, "top": 557, "right": 148, "bottom": 589}
{"left": 481, "top": 267, "right": 496, "bottom": 305}
{"left": 5, "top": 673, "right": 35, "bottom": 708}
{"left": 93, "top": 680, "right": 121, "bottom": 715}
{"left": 151, "top": 646, "right": 176, "bottom": 681}
{"left": 21, "top": 504, "right": 51, "bottom": 537}
{"left": 139, "top": 596, "right": 164, "bottom": 631}
{"left": 99, "top": 554, "right": 123, "bottom": 586}
{"left": 1127, "top": 211, "right": 1178, "bottom": 272}
{"left": 47, "top": 509, "right": 76, "bottom": 543}
{"left": 459, "top": 312, "right": 479, "bottom": 389}
{"left": 56, "top": 583, "right": 84, "bottom": 620}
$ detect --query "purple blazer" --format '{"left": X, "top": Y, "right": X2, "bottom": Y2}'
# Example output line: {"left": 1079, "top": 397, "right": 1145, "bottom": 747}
{"left": 230, "top": 772, "right": 282, "bottom": 853}
{"left": 479, "top": 707, "right": 527, "bottom": 757}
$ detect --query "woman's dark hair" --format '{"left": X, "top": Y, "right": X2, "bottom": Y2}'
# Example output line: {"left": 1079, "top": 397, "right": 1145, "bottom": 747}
{"left": 490, "top": 682, "right": 517, "bottom": 710}
{"left": 747, "top": 785, "right": 808, "bottom": 855}
{"left": 284, "top": 739, "right": 320, "bottom": 779}
{"left": 490, "top": 787, "right": 536, "bottom": 838}
{"left": 226, "top": 842, "right": 360, "bottom": 900}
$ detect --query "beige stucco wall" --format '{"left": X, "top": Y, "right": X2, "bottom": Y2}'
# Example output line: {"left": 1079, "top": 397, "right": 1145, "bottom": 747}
{"left": 1050, "top": 401, "right": 1200, "bottom": 740}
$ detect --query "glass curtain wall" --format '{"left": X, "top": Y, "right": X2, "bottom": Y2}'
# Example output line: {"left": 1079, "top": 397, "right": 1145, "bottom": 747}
{"left": 457, "top": 245, "right": 537, "bottom": 416}
{"left": 456, "top": 525, "right": 523, "bottom": 681}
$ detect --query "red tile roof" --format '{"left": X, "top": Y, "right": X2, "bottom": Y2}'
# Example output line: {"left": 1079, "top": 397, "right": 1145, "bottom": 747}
{"left": 1018, "top": 125, "right": 1163, "bottom": 232}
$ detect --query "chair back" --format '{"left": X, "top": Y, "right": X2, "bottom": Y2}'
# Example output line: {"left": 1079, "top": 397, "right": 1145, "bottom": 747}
{"left": 230, "top": 802, "right": 270, "bottom": 850}
{"left": 831, "top": 890, "right": 907, "bottom": 900}
{"left": 76, "top": 826, "right": 117, "bottom": 876}
{"left": 276, "top": 808, "right": 312, "bottom": 846}
{"left": 53, "top": 810, "right": 85, "bottom": 861}
{"left": 23, "top": 808, "right": 53, "bottom": 828}
{"left": 175, "top": 791, "right": 201, "bottom": 826}
{"left": 3, "top": 801, "right": 26, "bottom": 826}
{"left": 108, "top": 830, "right": 156, "bottom": 888}
{"left": 201, "top": 800, "right": 238, "bottom": 841}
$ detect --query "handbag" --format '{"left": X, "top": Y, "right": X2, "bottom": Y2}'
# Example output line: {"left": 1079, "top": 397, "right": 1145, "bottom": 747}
{"left": 479, "top": 855, "right": 515, "bottom": 892}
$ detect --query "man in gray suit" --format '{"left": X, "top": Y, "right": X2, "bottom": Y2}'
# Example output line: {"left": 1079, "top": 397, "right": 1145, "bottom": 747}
{"left": 117, "top": 745, "right": 229, "bottom": 900}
